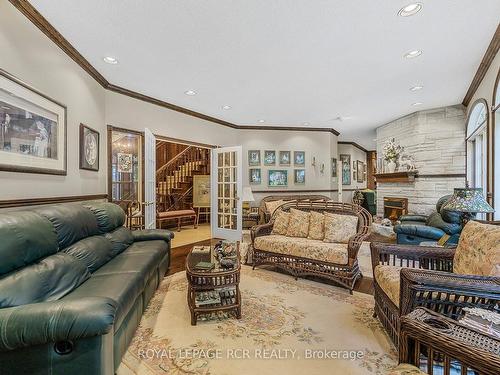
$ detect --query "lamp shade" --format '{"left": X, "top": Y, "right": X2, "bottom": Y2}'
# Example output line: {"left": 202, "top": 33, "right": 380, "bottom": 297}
{"left": 442, "top": 187, "right": 494, "bottom": 213}
{"left": 241, "top": 186, "right": 255, "bottom": 202}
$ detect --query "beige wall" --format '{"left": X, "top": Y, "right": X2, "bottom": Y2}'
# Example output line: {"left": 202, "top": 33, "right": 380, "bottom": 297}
{"left": 337, "top": 143, "right": 367, "bottom": 202}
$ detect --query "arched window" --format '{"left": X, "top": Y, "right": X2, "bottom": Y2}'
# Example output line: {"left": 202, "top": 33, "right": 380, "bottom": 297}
{"left": 493, "top": 68, "right": 500, "bottom": 220}
{"left": 466, "top": 99, "right": 488, "bottom": 219}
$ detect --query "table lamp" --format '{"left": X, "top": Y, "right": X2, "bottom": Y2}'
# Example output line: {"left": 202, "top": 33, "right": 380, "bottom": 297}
{"left": 442, "top": 185, "right": 494, "bottom": 226}
{"left": 241, "top": 186, "right": 255, "bottom": 213}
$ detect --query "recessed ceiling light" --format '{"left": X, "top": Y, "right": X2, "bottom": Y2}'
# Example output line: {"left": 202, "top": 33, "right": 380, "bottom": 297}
{"left": 103, "top": 56, "right": 118, "bottom": 64}
{"left": 184, "top": 90, "right": 196, "bottom": 96}
{"left": 412, "top": 102, "right": 423, "bottom": 106}
{"left": 398, "top": 3, "right": 422, "bottom": 17}
{"left": 302, "top": 122, "right": 310, "bottom": 126}
{"left": 258, "top": 119, "right": 265, "bottom": 123}
{"left": 404, "top": 50, "right": 422, "bottom": 59}
{"left": 410, "top": 85, "right": 424, "bottom": 91}
{"left": 1, "top": 106, "right": 11, "bottom": 110}
{"left": 222, "top": 105, "right": 231, "bottom": 110}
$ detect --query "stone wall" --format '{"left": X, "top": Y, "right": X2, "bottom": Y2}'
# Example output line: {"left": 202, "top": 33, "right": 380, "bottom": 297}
{"left": 376, "top": 105, "right": 466, "bottom": 216}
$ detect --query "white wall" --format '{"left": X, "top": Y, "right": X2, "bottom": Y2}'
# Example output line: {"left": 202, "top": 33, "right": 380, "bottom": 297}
{"left": 0, "top": 1, "right": 107, "bottom": 200}
{"left": 338, "top": 143, "right": 367, "bottom": 202}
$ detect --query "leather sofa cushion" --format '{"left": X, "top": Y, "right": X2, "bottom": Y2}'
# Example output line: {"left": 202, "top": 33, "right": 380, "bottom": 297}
{"left": 0, "top": 253, "right": 90, "bottom": 308}
{"left": 105, "top": 226, "right": 134, "bottom": 257}
{"left": 34, "top": 204, "right": 99, "bottom": 249}
{"left": 0, "top": 211, "right": 58, "bottom": 275}
{"left": 426, "top": 212, "right": 461, "bottom": 235}
{"left": 84, "top": 203, "right": 126, "bottom": 233}
{"left": 62, "top": 236, "right": 114, "bottom": 273}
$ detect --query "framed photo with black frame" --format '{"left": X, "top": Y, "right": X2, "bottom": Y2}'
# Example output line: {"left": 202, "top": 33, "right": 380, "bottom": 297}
{"left": 79, "top": 124, "right": 99, "bottom": 171}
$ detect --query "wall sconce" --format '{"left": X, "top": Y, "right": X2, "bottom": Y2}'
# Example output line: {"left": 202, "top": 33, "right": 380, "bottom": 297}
{"left": 311, "top": 157, "right": 316, "bottom": 166}
{"left": 320, "top": 163, "right": 325, "bottom": 174}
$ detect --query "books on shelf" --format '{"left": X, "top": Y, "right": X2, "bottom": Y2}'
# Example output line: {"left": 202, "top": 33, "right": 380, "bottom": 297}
{"left": 194, "top": 287, "right": 237, "bottom": 307}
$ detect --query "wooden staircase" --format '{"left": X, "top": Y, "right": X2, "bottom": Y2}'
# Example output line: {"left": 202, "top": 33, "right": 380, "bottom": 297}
{"left": 156, "top": 144, "right": 210, "bottom": 213}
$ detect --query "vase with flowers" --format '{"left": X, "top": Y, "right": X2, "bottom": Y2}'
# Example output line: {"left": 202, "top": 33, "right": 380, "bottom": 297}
{"left": 382, "top": 138, "right": 403, "bottom": 173}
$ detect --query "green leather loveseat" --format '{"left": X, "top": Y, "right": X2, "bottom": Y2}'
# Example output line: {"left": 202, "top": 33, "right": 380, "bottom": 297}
{"left": 0, "top": 202, "right": 174, "bottom": 375}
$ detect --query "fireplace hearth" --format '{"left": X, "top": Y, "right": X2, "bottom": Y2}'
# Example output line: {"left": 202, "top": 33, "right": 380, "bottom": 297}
{"left": 383, "top": 197, "right": 408, "bottom": 223}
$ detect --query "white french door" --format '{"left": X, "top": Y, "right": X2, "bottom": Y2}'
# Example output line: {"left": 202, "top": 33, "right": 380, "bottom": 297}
{"left": 144, "top": 128, "right": 156, "bottom": 229}
{"left": 211, "top": 146, "right": 242, "bottom": 241}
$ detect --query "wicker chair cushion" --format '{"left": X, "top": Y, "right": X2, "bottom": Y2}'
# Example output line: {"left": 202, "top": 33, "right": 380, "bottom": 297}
{"left": 454, "top": 221, "right": 500, "bottom": 276}
{"left": 308, "top": 211, "right": 325, "bottom": 240}
{"left": 285, "top": 208, "right": 311, "bottom": 238}
{"left": 387, "top": 364, "right": 426, "bottom": 375}
{"left": 272, "top": 211, "right": 290, "bottom": 235}
{"left": 254, "top": 234, "right": 348, "bottom": 264}
{"left": 374, "top": 265, "right": 403, "bottom": 306}
{"left": 265, "top": 200, "right": 285, "bottom": 216}
{"left": 323, "top": 213, "right": 358, "bottom": 244}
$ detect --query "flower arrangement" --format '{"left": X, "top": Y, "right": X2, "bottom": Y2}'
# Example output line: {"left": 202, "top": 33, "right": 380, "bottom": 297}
{"left": 382, "top": 138, "right": 403, "bottom": 162}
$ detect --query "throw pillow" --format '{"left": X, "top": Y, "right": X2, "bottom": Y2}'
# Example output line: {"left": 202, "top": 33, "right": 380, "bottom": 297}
{"left": 272, "top": 211, "right": 290, "bottom": 235}
{"left": 308, "top": 211, "right": 325, "bottom": 240}
{"left": 323, "top": 213, "right": 358, "bottom": 244}
{"left": 265, "top": 200, "right": 284, "bottom": 216}
{"left": 286, "top": 208, "right": 310, "bottom": 238}
{"left": 453, "top": 221, "right": 500, "bottom": 276}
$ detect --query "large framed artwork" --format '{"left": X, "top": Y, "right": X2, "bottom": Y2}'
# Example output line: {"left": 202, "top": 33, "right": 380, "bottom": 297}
{"left": 0, "top": 69, "right": 67, "bottom": 175}
{"left": 356, "top": 160, "right": 364, "bottom": 183}
{"left": 193, "top": 175, "right": 210, "bottom": 207}
{"left": 340, "top": 154, "right": 351, "bottom": 185}
{"left": 264, "top": 150, "right": 276, "bottom": 165}
{"left": 294, "top": 151, "right": 305, "bottom": 166}
{"left": 294, "top": 169, "right": 305, "bottom": 184}
{"left": 249, "top": 168, "right": 261, "bottom": 184}
{"left": 331, "top": 158, "right": 337, "bottom": 177}
{"left": 279, "top": 151, "right": 291, "bottom": 166}
{"left": 248, "top": 150, "right": 260, "bottom": 166}
{"left": 79, "top": 124, "right": 99, "bottom": 171}
{"left": 268, "top": 170, "right": 287, "bottom": 187}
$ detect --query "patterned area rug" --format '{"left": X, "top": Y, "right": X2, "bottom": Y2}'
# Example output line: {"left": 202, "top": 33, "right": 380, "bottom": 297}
{"left": 118, "top": 268, "right": 396, "bottom": 375}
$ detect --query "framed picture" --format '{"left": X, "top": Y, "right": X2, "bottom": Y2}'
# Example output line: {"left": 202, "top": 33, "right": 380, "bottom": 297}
{"left": 248, "top": 150, "right": 260, "bottom": 166}
{"left": 264, "top": 150, "right": 276, "bottom": 165}
{"left": 268, "top": 170, "right": 288, "bottom": 187}
{"left": 331, "top": 158, "right": 337, "bottom": 177}
{"left": 363, "top": 163, "right": 367, "bottom": 181}
{"left": 279, "top": 151, "right": 291, "bottom": 165}
{"left": 340, "top": 154, "right": 351, "bottom": 185}
{"left": 294, "top": 151, "right": 305, "bottom": 166}
{"left": 79, "top": 124, "right": 99, "bottom": 171}
{"left": 294, "top": 169, "right": 305, "bottom": 184}
{"left": 249, "top": 168, "right": 261, "bottom": 184}
{"left": 356, "top": 160, "right": 364, "bottom": 183}
{"left": 0, "top": 69, "right": 67, "bottom": 175}
{"left": 193, "top": 175, "right": 210, "bottom": 207}
{"left": 117, "top": 153, "right": 133, "bottom": 173}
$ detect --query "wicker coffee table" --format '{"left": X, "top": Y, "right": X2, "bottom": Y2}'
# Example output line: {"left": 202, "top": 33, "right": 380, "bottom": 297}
{"left": 185, "top": 246, "right": 241, "bottom": 325}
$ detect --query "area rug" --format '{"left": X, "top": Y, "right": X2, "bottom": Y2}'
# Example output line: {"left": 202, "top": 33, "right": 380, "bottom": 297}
{"left": 118, "top": 268, "right": 396, "bottom": 375}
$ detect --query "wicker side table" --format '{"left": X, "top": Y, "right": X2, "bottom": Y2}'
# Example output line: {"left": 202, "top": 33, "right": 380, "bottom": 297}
{"left": 399, "top": 308, "right": 500, "bottom": 375}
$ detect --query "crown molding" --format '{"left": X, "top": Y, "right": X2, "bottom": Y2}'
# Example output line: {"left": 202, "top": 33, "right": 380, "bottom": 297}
{"left": 462, "top": 24, "right": 500, "bottom": 106}
{"left": 9, "top": 0, "right": 340, "bottom": 135}
{"left": 337, "top": 141, "right": 368, "bottom": 153}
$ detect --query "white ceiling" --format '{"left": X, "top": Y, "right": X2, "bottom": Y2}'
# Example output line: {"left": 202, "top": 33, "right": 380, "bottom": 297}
{"left": 29, "top": 0, "right": 500, "bottom": 149}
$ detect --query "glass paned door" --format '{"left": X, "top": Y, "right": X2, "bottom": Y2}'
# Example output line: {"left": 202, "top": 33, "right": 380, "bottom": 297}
{"left": 211, "top": 146, "right": 242, "bottom": 240}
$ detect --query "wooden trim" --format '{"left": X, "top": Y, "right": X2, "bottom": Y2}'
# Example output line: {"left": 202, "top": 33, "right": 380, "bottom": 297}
{"left": 338, "top": 141, "right": 369, "bottom": 153}
{"left": 0, "top": 194, "right": 108, "bottom": 209}
{"left": 492, "top": 67, "right": 500, "bottom": 217}
{"left": 155, "top": 134, "right": 216, "bottom": 149}
{"left": 106, "top": 126, "right": 113, "bottom": 202}
{"left": 374, "top": 171, "right": 418, "bottom": 183}
{"left": 462, "top": 24, "right": 500, "bottom": 106}
{"left": 79, "top": 123, "right": 100, "bottom": 171}
{"left": 7, "top": 0, "right": 341, "bottom": 136}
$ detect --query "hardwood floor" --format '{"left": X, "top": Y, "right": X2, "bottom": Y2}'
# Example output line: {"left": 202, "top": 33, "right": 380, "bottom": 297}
{"left": 167, "top": 238, "right": 375, "bottom": 295}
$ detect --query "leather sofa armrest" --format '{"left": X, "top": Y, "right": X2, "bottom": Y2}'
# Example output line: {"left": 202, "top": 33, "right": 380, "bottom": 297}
{"left": 399, "top": 214, "right": 428, "bottom": 223}
{"left": 132, "top": 229, "right": 174, "bottom": 242}
{"left": 394, "top": 224, "right": 445, "bottom": 240}
{"left": 0, "top": 297, "right": 116, "bottom": 351}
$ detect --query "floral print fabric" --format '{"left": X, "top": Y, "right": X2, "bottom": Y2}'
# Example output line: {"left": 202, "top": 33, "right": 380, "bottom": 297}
{"left": 285, "top": 208, "right": 311, "bottom": 238}
{"left": 388, "top": 364, "right": 426, "bottom": 375}
{"left": 453, "top": 220, "right": 500, "bottom": 276}
{"left": 323, "top": 213, "right": 358, "bottom": 244}
{"left": 265, "top": 199, "right": 284, "bottom": 216}
{"left": 308, "top": 211, "right": 325, "bottom": 240}
{"left": 374, "top": 265, "right": 403, "bottom": 306}
{"left": 272, "top": 211, "right": 290, "bottom": 235}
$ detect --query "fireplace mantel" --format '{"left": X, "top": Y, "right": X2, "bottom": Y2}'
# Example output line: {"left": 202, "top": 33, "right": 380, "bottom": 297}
{"left": 374, "top": 171, "right": 418, "bottom": 183}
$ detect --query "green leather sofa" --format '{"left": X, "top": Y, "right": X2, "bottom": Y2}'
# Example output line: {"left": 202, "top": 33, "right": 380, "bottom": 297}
{"left": 0, "top": 202, "right": 174, "bottom": 375}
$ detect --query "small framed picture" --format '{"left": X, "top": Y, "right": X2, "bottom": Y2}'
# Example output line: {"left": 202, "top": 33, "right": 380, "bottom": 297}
{"left": 357, "top": 160, "right": 364, "bottom": 183}
{"left": 279, "top": 151, "right": 291, "bottom": 166}
{"left": 331, "top": 158, "right": 337, "bottom": 177}
{"left": 249, "top": 168, "right": 261, "bottom": 184}
{"left": 268, "top": 169, "right": 287, "bottom": 186}
{"left": 294, "top": 151, "right": 305, "bottom": 166}
{"left": 79, "top": 124, "right": 99, "bottom": 171}
{"left": 294, "top": 169, "right": 305, "bottom": 184}
{"left": 248, "top": 150, "right": 260, "bottom": 166}
{"left": 264, "top": 150, "right": 276, "bottom": 165}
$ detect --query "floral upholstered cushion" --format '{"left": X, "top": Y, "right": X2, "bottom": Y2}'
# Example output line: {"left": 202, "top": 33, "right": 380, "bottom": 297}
{"left": 308, "top": 211, "right": 325, "bottom": 240}
{"left": 265, "top": 200, "right": 284, "bottom": 216}
{"left": 286, "top": 208, "right": 311, "bottom": 238}
{"left": 272, "top": 211, "right": 290, "bottom": 235}
{"left": 374, "top": 265, "right": 403, "bottom": 306}
{"left": 387, "top": 364, "right": 426, "bottom": 375}
{"left": 254, "top": 235, "right": 348, "bottom": 264}
{"left": 453, "top": 221, "right": 500, "bottom": 276}
{"left": 323, "top": 213, "right": 358, "bottom": 244}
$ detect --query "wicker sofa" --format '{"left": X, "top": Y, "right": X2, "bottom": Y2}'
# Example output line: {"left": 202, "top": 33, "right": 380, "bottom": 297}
{"left": 252, "top": 201, "right": 372, "bottom": 292}
{"left": 371, "top": 220, "right": 500, "bottom": 346}
{"left": 258, "top": 194, "right": 330, "bottom": 224}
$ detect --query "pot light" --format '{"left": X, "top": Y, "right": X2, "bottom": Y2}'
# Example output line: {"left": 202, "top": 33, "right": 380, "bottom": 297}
{"left": 184, "top": 90, "right": 196, "bottom": 96}
{"left": 404, "top": 50, "right": 422, "bottom": 59}
{"left": 410, "top": 85, "right": 424, "bottom": 91}
{"left": 103, "top": 56, "right": 118, "bottom": 64}
{"left": 302, "top": 122, "right": 310, "bottom": 126}
{"left": 258, "top": 119, "right": 265, "bottom": 123}
{"left": 1, "top": 106, "right": 11, "bottom": 110}
{"left": 412, "top": 102, "right": 423, "bottom": 106}
{"left": 222, "top": 105, "right": 231, "bottom": 110}
{"left": 398, "top": 3, "right": 422, "bottom": 17}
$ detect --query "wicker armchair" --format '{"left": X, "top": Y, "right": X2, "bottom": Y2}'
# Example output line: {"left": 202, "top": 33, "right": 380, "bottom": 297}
{"left": 258, "top": 194, "right": 330, "bottom": 223}
{"left": 371, "top": 221, "right": 500, "bottom": 346}
{"left": 252, "top": 201, "right": 372, "bottom": 292}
